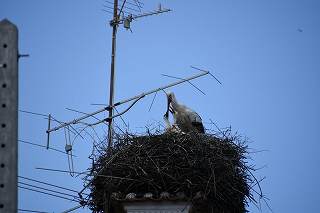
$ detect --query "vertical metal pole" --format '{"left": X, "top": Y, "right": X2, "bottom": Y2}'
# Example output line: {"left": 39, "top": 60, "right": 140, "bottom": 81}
{"left": 0, "top": 19, "right": 18, "bottom": 213}
{"left": 107, "top": 0, "right": 118, "bottom": 149}
{"left": 46, "top": 114, "right": 51, "bottom": 149}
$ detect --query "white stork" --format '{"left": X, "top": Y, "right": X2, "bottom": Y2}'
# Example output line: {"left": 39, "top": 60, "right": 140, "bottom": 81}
{"left": 163, "top": 91, "right": 205, "bottom": 133}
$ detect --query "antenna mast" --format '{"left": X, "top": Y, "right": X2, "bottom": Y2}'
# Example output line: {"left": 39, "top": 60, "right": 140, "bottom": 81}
{"left": 107, "top": 0, "right": 118, "bottom": 149}
{"left": 106, "top": 0, "right": 171, "bottom": 149}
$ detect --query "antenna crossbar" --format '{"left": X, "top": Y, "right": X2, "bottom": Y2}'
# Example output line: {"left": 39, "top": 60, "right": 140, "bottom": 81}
{"left": 46, "top": 70, "right": 209, "bottom": 134}
{"left": 113, "top": 8, "right": 171, "bottom": 25}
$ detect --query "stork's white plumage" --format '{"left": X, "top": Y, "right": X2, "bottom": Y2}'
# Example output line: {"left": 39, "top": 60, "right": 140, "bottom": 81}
{"left": 164, "top": 92, "right": 205, "bottom": 133}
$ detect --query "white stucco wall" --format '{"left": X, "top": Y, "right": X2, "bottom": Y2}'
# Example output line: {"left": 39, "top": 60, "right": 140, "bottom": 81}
{"left": 123, "top": 201, "right": 190, "bottom": 213}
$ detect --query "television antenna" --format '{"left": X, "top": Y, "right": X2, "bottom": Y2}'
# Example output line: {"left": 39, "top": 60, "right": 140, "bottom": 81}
{"left": 105, "top": 0, "right": 171, "bottom": 148}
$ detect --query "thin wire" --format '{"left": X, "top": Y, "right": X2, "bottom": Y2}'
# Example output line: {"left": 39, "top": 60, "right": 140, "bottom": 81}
{"left": 18, "top": 175, "right": 87, "bottom": 195}
{"left": 113, "top": 121, "right": 127, "bottom": 135}
{"left": 90, "top": 103, "right": 107, "bottom": 106}
{"left": 148, "top": 91, "right": 158, "bottom": 112}
{"left": 18, "top": 209, "right": 52, "bottom": 213}
{"left": 18, "top": 186, "right": 79, "bottom": 202}
{"left": 79, "top": 127, "right": 103, "bottom": 155}
{"left": 18, "top": 182, "right": 78, "bottom": 199}
{"left": 19, "top": 108, "right": 81, "bottom": 138}
{"left": 36, "top": 167, "right": 88, "bottom": 176}
{"left": 19, "top": 110, "right": 80, "bottom": 136}
{"left": 89, "top": 126, "right": 103, "bottom": 144}
{"left": 35, "top": 167, "right": 137, "bottom": 181}
{"left": 19, "top": 109, "right": 48, "bottom": 117}
{"left": 161, "top": 74, "right": 206, "bottom": 95}
{"left": 71, "top": 125, "right": 89, "bottom": 146}
{"left": 20, "top": 107, "right": 82, "bottom": 138}
{"left": 18, "top": 139, "right": 76, "bottom": 157}
{"left": 60, "top": 205, "right": 83, "bottom": 213}
{"left": 114, "top": 106, "right": 128, "bottom": 128}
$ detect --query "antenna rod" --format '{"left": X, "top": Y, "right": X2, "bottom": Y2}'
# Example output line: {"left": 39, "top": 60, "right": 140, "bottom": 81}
{"left": 107, "top": 0, "right": 119, "bottom": 149}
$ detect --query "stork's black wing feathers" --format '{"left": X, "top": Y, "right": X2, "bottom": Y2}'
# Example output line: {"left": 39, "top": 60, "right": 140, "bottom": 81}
{"left": 192, "top": 122, "right": 205, "bottom": 133}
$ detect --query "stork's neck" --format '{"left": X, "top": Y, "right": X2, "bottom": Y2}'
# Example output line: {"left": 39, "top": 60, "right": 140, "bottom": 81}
{"left": 170, "top": 97, "right": 183, "bottom": 112}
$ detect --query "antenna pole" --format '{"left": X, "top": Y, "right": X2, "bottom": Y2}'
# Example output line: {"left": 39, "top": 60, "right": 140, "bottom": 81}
{"left": 107, "top": 0, "right": 119, "bottom": 149}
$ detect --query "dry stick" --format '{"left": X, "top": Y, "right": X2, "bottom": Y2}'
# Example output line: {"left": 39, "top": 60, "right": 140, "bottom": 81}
{"left": 78, "top": 151, "right": 124, "bottom": 195}
{"left": 204, "top": 170, "right": 213, "bottom": 196}
{"left": 209, "top": 118, "right": 226, "bottom": 138}
{"left": 246, "top": 167, "right": 263, "bottom": 198}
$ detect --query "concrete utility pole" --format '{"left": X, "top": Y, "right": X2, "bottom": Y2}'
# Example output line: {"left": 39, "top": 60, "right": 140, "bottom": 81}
{"left": 0, "top": 19, "right": 18, "bottom": 213}
{"left": 107, "top": 0, "right": 118, "bottom": 148}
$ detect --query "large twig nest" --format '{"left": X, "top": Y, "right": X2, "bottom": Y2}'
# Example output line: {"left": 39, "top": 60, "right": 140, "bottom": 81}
{"left": 86, "top": 131, "right": 257, "bottom": 213}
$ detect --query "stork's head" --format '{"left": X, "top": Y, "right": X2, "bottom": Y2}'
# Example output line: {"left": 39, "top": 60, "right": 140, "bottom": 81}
{"left": 164, "top": 91, "right": 177, "bottom": 114}
{"left": 167, "top": 91, "right": 176, "bottom": 103}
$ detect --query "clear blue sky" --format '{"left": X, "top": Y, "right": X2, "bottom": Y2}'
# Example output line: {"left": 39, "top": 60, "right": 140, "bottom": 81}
{"left": 1, "top": 0, "right": 320, "bottom": 212}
